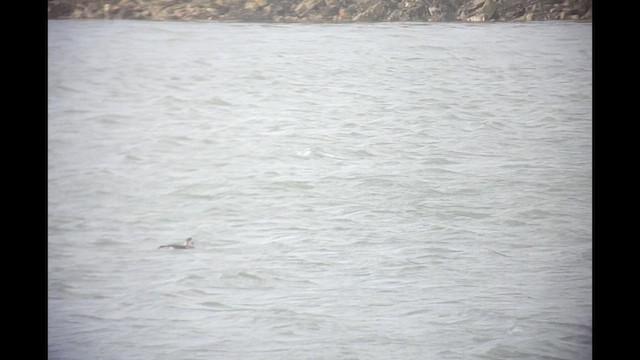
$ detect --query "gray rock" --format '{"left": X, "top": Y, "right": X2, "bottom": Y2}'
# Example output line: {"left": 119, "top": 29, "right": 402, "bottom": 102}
{"left": 47, "top": 0, "right": 593, "bottom": 22}
{"left": 294, "top": 0, "right": 325, "bottom": 16}
{"left": 480, "top": 0, "right": 498, "bottom": 20}
{"left": 353, "top": 0, "right": 387, "bottom": 21}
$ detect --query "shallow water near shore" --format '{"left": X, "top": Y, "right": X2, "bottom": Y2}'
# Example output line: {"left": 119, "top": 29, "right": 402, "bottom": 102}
{"left": 48, "top": 20, "right": 592, "bottom": 359}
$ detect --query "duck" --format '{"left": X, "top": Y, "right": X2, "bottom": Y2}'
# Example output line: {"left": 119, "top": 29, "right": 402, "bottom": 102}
{"left": 158, "top": 237, "right": 194, "bottom": 250}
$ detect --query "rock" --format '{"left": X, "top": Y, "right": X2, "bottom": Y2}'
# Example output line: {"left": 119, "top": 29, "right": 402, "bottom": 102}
{"left": 323, "top": 5, "right": 340, "bottom": 17}
{"left": 325, "top": 0, "right": 340, "bottom": 8}
{"left": 387, "top": 9, "right": 402, "bottom": 21}
{"left": 563, "top": 8, "right": 579, "bottom": 16}
{"left": 47, "top": 0, "right": 593, "bottom": 23}
{"left": 345, "top": 4, "right": 359, "bottom": 18}
{"left": 48, "top": 0, "right": 73, "bottom": 18}
{"left": 458, "top": 0, "right": 492, "bottom": 21}
{"left": 294, "top": 0, "right": 324, "bottom": 16}
{"left": 353, "top": 0, "right": 387, "bottom": 21}
{"left": 466, "top": 14, "right": 485, "bottom": 22}
{"left": 480, "top": 0, "right": 498, "bottom": 20}
{"left": 244, "top": 1, "right": 260, "bottom": 10}
{"left": 428, "top": 5, "right": 442, "bottom": 20}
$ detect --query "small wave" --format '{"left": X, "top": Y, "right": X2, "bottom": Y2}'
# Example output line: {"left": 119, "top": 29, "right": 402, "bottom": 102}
{"left": 271, "top": 180, "right": 314, "bottom": 190}
{"left": 209, "top": 96, "right": 232, "bottom": 106}
{"left": 404, "top": 308, "right": 432, "bottom": 316}
{"left": 421, "top": 157, "right": 459, "bottom": 166}
{"left": 87, "top": 114, "right": 128, "bottom": 125}
{"left": 55, "top": 83, "right": 84, "bottom": 94}
{"left": 94, "top": 238, "right": 121, "bottom": 246}
{"left": 199, "top": 301, "right": 228, "bottom": 309}
{"left": 180, "top": 273, "right": 206, "bottom": 282}
{"left": 238, "top": 271, "right": 264, "bottom": 281}
{"left": 351, "top": 149, "right": 376, "bottom": 158}
{"left": 180, "top": 192, "right": 217, "bottom": 201}
{"left": 517, "top": 208, "right": 553, "bottom": 220}
{"left": 486, "top": 248, "right": 511, "bottom": 258}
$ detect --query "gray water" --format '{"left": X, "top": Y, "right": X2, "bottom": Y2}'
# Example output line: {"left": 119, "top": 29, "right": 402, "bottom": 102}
{"left": 48, "top": 20, "right": 592, "bottom": 360}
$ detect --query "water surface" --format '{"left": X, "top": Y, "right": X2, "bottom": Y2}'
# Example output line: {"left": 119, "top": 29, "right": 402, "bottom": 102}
{"left": 48, "top": 20, "right": 592, "bottom": 360}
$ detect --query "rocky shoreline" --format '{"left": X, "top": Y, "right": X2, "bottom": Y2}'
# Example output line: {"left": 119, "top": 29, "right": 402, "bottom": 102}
{"left": 48, "top": 0, "right": 592, "bottom": 22}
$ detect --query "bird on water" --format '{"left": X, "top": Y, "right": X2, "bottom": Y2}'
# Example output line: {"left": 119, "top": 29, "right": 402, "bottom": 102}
{"left": 158, "top": 237, "right": 194, "bottom": 250}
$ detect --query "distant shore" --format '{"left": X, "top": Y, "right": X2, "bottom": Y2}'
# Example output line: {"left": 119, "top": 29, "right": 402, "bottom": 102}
{"left": 48, "top": 0, "right": 592, "bottom": 23}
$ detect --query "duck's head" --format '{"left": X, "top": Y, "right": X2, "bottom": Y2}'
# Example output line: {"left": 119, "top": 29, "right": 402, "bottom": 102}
{"left": 185, "top": 238, "right": 194, "bottom": 247}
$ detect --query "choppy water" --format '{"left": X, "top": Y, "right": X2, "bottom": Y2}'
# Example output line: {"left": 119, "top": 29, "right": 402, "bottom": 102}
{"left": 48, "top": 20, "right": 592, "bottom": 359}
